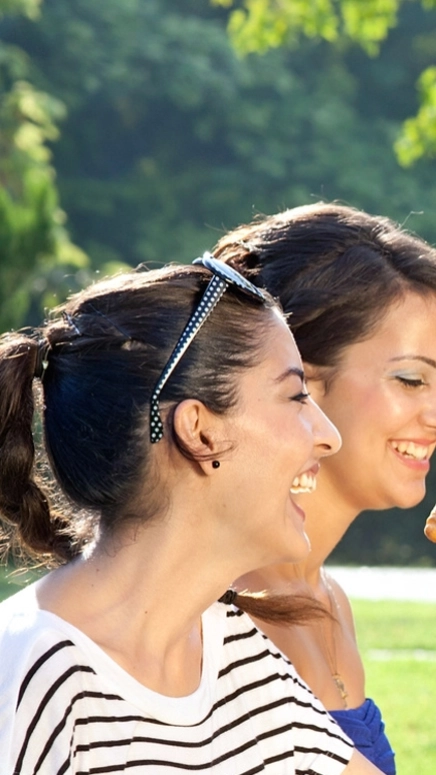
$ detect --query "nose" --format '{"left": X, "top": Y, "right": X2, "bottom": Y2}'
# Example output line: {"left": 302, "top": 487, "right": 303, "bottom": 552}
{"left": 309, "top": 396, "right": 342, "bottom": 457}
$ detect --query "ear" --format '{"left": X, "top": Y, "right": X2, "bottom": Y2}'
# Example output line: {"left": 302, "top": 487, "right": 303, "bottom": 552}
{"left": 173, "top": 399, "right": 223, "bottom": 475}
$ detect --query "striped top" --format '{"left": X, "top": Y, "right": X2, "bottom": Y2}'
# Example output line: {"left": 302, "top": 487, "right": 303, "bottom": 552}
{"left": 0, "top": 586, "right": 353, "bottom": 774}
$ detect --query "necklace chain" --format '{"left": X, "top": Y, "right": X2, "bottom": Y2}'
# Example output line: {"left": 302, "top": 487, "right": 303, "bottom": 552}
{"left": 320, "top": 570, "right": 348, "bottom": 708}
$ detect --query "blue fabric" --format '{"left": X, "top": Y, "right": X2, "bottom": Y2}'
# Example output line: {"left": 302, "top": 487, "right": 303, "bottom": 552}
{"left": 329, "top": 698, "right": 395, "bottom": 775}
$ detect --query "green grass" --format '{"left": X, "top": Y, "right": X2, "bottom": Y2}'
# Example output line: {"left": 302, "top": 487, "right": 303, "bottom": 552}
{"left": 352, "top": 599, "right": 436, "bottom": 775}
{"left": 0, "top": 570, "right": 434, "bottom": 773}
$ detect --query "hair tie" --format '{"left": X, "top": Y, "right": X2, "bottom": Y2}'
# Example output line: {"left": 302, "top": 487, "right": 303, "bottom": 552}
{"left": 33, "top": 340, "right": 50, "bottom": 380}
{"left": 218, "top": 588, "right": 237, "bottom": 606}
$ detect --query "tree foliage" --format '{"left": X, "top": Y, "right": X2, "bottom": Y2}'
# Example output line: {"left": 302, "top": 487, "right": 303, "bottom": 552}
{"left": 214, "top": 0, "right": 436, "bottom": 164}
{"left": 214, "top": 0, "right": 400, "bottom": 54}
{"left": 0, "top": 0, "right": 90, "bottom": 330}
{"left": 2, "top": 0, "right": 436, "bottom": 563}
{"left": 0, "top": 0, "right": 41, "bottom": 20}
{"left": 6, "top": 0, "right": 436, "bottom": 270}
{"left": 395, "top": 65, "right": 436, "bottom": 165}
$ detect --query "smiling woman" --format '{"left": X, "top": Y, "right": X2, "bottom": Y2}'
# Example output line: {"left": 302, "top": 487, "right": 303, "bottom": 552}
{"left": 214, "top": 203, "right": 436, "bottom": 774}
{"left": 0, "top": 257, "right": 381, "bottom": 774}
{"left": 212, "top": 316, "right": 341, "bottom": 570}
{"left": 308, "top": 292, "right": 436, "bottom": 514}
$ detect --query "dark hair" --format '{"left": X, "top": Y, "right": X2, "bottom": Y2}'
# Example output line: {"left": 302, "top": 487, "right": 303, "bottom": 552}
{"left": 214, "top": 202, "right": 436, "bottom": 370}
{"left": 0, "top": 263, "right": 324, "bottom": 625}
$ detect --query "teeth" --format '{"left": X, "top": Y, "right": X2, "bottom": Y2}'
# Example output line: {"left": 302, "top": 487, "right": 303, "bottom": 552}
{"left": 291, "top": 472, "right": 317, "bottom": 494}
{"left": 391, "top": 441, "right": 430, "bottom": 461}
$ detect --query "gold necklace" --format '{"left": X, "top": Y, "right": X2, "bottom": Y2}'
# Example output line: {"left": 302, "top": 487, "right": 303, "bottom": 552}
{"left": 319, "top": 570, "right": 348, "bottom": 708}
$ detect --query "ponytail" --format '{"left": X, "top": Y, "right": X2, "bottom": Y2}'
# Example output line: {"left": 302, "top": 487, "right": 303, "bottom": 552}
{"left": 0, "top": 335, "right": 76, "bottom": 564}
{"left": 219, "top": 588, "right": 329, "bottom": 626}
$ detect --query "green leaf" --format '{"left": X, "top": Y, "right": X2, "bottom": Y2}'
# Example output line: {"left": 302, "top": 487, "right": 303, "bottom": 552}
{"left": 0, "top": 0, "right": 42, "bottom": 21}
{"left": 220, "top": 0, "right": 400, "bottom": 55}
{"left": 395, "top": 66, "right": 436, "bottom": 166}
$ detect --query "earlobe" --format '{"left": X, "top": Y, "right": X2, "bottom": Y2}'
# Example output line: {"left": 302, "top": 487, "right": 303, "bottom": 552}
{"left": 173, "top": 400, "right": 221, "bottom": 473}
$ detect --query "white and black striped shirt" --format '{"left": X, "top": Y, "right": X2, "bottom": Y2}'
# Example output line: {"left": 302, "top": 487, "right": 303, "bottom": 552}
{"left": 0, "top": 586, "right": 353, "bottom": 774}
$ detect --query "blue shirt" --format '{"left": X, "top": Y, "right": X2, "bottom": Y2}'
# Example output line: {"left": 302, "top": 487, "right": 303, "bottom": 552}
{"left": 330, "top": 698, "right": 395, "bottom": 774}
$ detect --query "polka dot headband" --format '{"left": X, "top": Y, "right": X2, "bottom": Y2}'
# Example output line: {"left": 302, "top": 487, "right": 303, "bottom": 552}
{"left": 149, "top": 253, "right": 268, "bottom": 443}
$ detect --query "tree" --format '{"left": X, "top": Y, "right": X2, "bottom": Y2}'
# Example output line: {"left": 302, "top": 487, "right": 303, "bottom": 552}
{"left": 7, "top": 0, "right": 436, "bottom": 271}
{"left": 3, "top": 0, "right": 436, "bottom": 564}
{"left": 213, "top": 0, "right": 436, "bottom": 165}
{"left": 0, "top": 0, "right": 89, "bottom": 330}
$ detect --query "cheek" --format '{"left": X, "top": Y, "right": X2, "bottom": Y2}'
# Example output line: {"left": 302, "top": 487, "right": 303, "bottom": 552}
{"left": 316, "top": 395, "right": 372, "bottom": 453}
{"left": 359, "top": 385, "right": 421, "bottom": 432}
{"left": 330, "top": 389, "right": 418, "bottom": 456}
{"left": 381, "top": 392, "right": 420, "bottom": 423}
{"left": 323, "top": 380, "right": 384, "bottom": 427}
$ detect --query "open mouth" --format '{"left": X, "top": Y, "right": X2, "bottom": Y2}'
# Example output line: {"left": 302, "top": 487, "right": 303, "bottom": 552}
{"left": 290, "top": 472, "right": 317, "bottom": 494}
{"left": 390, "top": 441, "right": 431, "bottom": 461}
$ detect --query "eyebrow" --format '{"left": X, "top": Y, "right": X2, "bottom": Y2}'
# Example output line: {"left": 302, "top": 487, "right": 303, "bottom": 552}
{"left": 274, "top": 366, "right": 305, "bottom": 384}
{"left": 389, "top": 355, "right": 436, "bottom": 370}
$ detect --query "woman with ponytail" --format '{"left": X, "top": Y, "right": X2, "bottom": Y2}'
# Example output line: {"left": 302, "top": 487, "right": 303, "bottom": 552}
{"left": 0, "top": 257, "right": 382, "bottom": 773}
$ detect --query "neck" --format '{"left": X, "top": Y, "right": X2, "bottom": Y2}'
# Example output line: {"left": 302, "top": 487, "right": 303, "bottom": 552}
{"left": 36, "top": 483, "right": 245, "bottom": 695}
{"left": 42, "top": 524, "right": 229, "bottom": 644}
{"left": 239, "top": 472, "right": 360, "bottom": 594}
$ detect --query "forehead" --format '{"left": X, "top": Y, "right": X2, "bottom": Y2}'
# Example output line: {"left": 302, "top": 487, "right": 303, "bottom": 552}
{"left": 370, "top": 291, "right": 435, "bottom": 339}
{"left": 253, "top": 309, "right": 303, "bottom": 374}
{"left": 341, "top": 292, "right": 436, "bottom": 367}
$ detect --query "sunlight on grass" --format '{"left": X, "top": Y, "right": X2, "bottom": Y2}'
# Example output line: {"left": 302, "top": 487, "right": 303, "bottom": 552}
{"left": 352, "top": 598, "right": 436, "bottom": 775}
{"left": 364, "top": 660, "right": 436, "bottom": 775}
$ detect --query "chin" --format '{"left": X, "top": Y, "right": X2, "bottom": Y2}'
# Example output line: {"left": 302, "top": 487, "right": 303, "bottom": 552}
{"left": 399, "top": 495, "right": 426, "bottom": 510}
{"left": 388, "top": 489, "right": 427, "bottom": 510}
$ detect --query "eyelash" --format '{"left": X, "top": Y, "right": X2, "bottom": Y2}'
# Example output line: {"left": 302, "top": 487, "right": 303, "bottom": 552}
{"left": 395, "top": 376, "right": 426, "bottom": 389}
{"left": 291, "top": 391, "right": 311, "bottom": 404}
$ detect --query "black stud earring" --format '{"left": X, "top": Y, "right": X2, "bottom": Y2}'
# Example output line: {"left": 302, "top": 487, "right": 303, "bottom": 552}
{"left": 212, "top": 460, "right": 220, "bottom": 469}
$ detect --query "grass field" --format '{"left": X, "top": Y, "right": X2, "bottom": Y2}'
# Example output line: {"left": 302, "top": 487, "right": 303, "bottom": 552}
{"left": 0, "top": 569, "right": 435, "bottom": 773}
{"left": 352, "top": 599, "right": 436, "bottom": 774}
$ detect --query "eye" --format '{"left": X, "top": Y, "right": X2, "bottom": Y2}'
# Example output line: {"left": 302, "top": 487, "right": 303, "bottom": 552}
{"left": 395, "top": 376, "right": 426, "bottom": 389}
{"left": 291, "top": 391, "right": 311, "bottom": 404}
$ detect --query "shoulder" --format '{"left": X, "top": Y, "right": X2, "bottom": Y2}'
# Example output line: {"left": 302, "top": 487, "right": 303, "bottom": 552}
{"left": 325, "top": 572, "right": 358, "bottom": 638}
{"left": 0, "top": 583, "right": 77, "bottom": 663}
{"left": 217, "top": 605, "right": 344, "bottom": 713}
{"left": 0, "top": 583, "right": 91, "bottom": 708}
{"left": 217, "top": 604, "right": 354, "bottom": 774}
{"left": 0, "top": 584, "right": 60, "bottom": 662}
{"left": 0, "top": 585, "right": 98, "bottom": 773}
{"left": 214, "top": 602, "right": 308, "bottom": 690}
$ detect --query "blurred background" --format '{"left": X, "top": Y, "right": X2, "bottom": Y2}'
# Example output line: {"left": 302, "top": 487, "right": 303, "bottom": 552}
{"left": 2, "top": 0, "right": 436, "bottom": 566}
